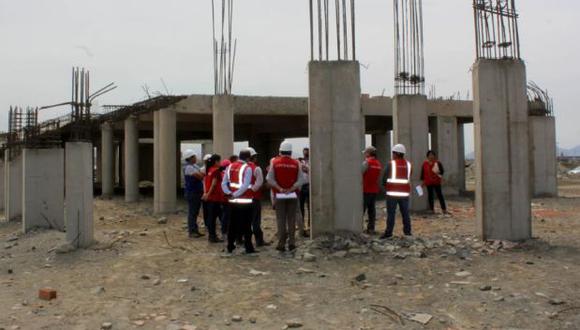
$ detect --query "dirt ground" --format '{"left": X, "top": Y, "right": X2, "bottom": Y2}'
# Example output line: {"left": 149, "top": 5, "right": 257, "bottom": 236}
{"left": 1, "top": 178, "right": 580, "bottom": 330}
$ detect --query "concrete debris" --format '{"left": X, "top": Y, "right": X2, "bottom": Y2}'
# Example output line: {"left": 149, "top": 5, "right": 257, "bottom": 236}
{"left": 55, "top": 243, "right": 76, "bottom": 254}
{"left": 479, "top": 285, "right": 492, "bottom": 291}
{"left": 285, "top": 320, "right": 303, "bottom": 328}
{"left": 92, "top": 286, "right": 106, "bottom": 295}
{"left": 549, "top": 299, "right": 565, "bottom": 306}
{"left": 296, "top": 267, "right": 316, "bottom": 274}
{"left": 177, "top": 278, "right": 189, "bottom": 283}
{"left": 302, "top": 253, "right": 317, "bottom": 262}
{"left": 231, "top": 315, "right": 242, "bottom": 322}
{"left": 455, "top": 271, "right": 472, "bottom": 277}
{"left": 157, "top": 217, "right": 168, "bottom": 225}
{"left": 404, "top": 312, "right": 433, "bottom": 325}
{"left": 266, "top": 304, "right": 278, "bottom": 310}
{"left": 249, "top": 269, "right": 269, "bottom": 276}
{"left": 100, "top": 322, "right": 113, "bottom": 330}
{"left": 132, "top": 320, "right": 145, "bottom": 326}
{"left": 354, "top": 273, "right": 367, "bottom": 282}
{"left": 140, "top": 274, "right": 151, "bottom": 280}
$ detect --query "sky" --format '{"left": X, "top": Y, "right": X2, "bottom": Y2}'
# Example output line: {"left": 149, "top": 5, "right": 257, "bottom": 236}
{"left": 0, "top": 0, "right": 578, "bottom": 153}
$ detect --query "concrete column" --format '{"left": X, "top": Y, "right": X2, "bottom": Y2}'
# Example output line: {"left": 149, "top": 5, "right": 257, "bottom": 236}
{"left": 0, "top": 160, "right": 4, "bottom": 211}
{"left": 65, "top": 142, "right": 94, "bottom": 248}
{"left": 101, "top": 122, "right": 114, "bottom": 197}
{"left": 212, "top": 95, "right": 235, "bottom": 158}
{"left": 432, "top": 116, "right": 460, "bottom": 195}
{"left": 154, "top": 108, "right": 177, "bottom": 214}
{"left": 529, "top": 116, "right": 558, "bottom": 197}
{"left": 457, "top": 123, "right": 466, "bottom": 193}
{"left": 309, "top": 61, "right": 363, "bottom": 236}
{"left": 153, "top": 111, "right": 160, "bottom": 213}
{"left": 22, "top": 148, "right": 65, "bottom": 233}
{"left": 393, "top": 95, "right": 429, "bottom": 211}
{"left": 473, "top": 59, "right": 531, "bottom": 241}
{"left": 201, "top": 142, "right": 214, "bottom": 158}
{"left": 372, "top": 132, "right": 391, "bottom": 168}
{"left": 4, "top": 151, "right": 23, "bottom": 222}
{"left": 124, "top": 116, "right": 140, "bottom": 202}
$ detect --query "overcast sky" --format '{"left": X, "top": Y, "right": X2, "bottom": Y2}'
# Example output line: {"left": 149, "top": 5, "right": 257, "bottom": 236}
{"left": 0, "top": 0, "right": 578, "bottom": 151}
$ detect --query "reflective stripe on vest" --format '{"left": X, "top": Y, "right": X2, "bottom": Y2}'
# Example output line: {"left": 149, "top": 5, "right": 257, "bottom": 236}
{"left": 228, "top": 163, "right": 254, "bottom": 203}
{"left": 386, "top": 160, "right": 412, "bottom": 197}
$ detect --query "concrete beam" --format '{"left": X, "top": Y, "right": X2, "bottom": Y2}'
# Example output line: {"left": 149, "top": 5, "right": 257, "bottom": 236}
{"left": 473, "top": 59, "right": 531, "bottom": 241}
{"left": 101, "top": 122, "right": 114, "bottom": 197}
{"left": 124, "top": 116, "right": 140, "bottom": 202}
{"left": 212, "top": 95, "right": 235, "bottom": 158}
{"left": 22, "top": 148, "right": 65, "bottom": 233}
{"left": 65, "top": 142, "right": 94, "bottom": 248}
{"left": 4, "top": 151, "right": 22, "bottom": 222}
{"left": 309, "top": 61, "right": 363, "bottom": 236}
{"left": 529, "top": 116, "right": 558, "bottom": 197}
{"left": 393, "top": 95, "right": 429, "bottom": 211}
{"left": 154, "top": 108, "right": 177, "bottom": 214}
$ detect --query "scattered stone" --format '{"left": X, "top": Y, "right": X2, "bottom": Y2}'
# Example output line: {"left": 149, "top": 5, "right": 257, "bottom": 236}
{"left": 177, "top": 278, "right": 189, "bottom": 283}
{"left": 526, "top": 261, "right": 535, "bottom": 265}
{"left": 494, "top": 296, "right": 505, "bottom": 302}
{"left": 55, "top": 243, "right": 76, "bottom": 254}
{"left": 354, "top": 273, "right": 367, "bottom": 282}
{"left": 303, "top": 253, "right": 317, "bottom": 262}
{"left": 249, "top": 316, "right": 257, "bottom": 324}
{"left": 38, "top": 288, "right": 57, "bottom": 301}
{"left": 92, "top": 286, "right": 106, "bottom": 295}
{"left": 549, "top": 299, "right": 565, "bottom": 306}
{"left": 6, "top": 236, "right": 18, "bottom": 242}
{"left": 393, "top": 252, "right": 407, "bottom": 260}
{"left": 157, "top": 217, "right": 168, "bottom": 225}
{"left": 140, "top": 274, "right": 151, "bottom": 280}
{"left": 349, "top": 248, "right": 368, "bottom": 255}
{"left": 154, "top": 315, "right": 167, "bottom": 321}
{"left": 153, "top": 279, "right": 161, "bottom": 286}
{"left": 232, "top": 315, "right": 243, "bottom": 322}
{"left": 405, "top": 313, "right": 433, "bottom": 325}
{"left": 266, "top": 304, "right": 278, "bottom": 310}
{"left": 100, "top": 322, "right": 113, "bottom": 330}
{"left": 455, "top": 271, "right": 472, "bottom": 277}
{"left": 479, "top": 285, "right": 492, "bottom": 291}
{"left": 331, "top": 251, "right": 348, "bottom": 258}
{"left": 297, "top": 267, "right": 316, "bottom": 274}
{"left": 249, "top": 269, "right": 269, "bottom": 276}
{"left": 7, "top": 269, "right": 13, "bottom": 274}
{"left": 286, "top": 320, "right": 303, "bottom": 328}
{"left": 133, "top": 320, "right": 145, "bottom": 326}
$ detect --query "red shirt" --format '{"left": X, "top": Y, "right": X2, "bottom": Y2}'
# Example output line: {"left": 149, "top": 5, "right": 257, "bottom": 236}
{"left": 422, "top": 160, "right": 442, "bottom": 186}
{"left": 363, "top": 157, "right": 383, "bottom": 194}
{"left": 204, "top": 166, "right": 226, "bottom": 202}
{"left": 271, "top": 156, "right": 300, "bottom": 193}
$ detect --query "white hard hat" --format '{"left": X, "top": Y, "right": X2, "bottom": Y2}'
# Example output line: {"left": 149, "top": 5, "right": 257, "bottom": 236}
{"left": 203, "top": 154, "right": 212, "bottom": 161}
{"left": 279, "top": 141, "right": 293, "bottom": 153}
{"left": 392, "top": 144, "right": 406, "bottom": 155}
{"left": 182, "top": 149, "right": 197, "bottom": 161}
{"left": 362, "top": 146, "right": 377, "bottom": 154}
{"left": 245, "top": 147, "right": 258, "bottom": 156}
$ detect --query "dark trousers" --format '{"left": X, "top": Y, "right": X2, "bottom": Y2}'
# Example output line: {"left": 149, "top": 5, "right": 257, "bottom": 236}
{"left": 386, "top": 197, "right": 411, "bottom": 236}
{"left": 205, "top": 201, "right": 222, "bottom": 239}
{"left": 299, "top": 184, "right": 310, "bottom": 227}
{"left": 186, "top": 192, "right": 203, "bottom": 234}
{"left": 427, "top": 185, "right": 447, "bottom": 212}
{"left": 363, "top": 193, "right": 378, "bottom": 231}
{"left": 252, "top": 199, "right": 264, "bottom": 244}
{"left": 227, "top": 203, "right": 255, "bottom": 253}
{"left": 220, "top": 203, "right": 230, "bottom": 235}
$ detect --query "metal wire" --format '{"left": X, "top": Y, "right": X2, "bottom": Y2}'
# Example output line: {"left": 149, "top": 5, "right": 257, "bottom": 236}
{"left": 211, "top": 0, "right": 237, "bottom": 95}
{"left": 473, "top": 0, "right": 521, "bottom": 60}
{"left": 527, "top": 82, "right": 554, "bottom": 117}
{"left": 394, "top": 0, "right": 425, "bottom": 95}
{"left": 309, "top": 0, "right": 356, "bottom": 61}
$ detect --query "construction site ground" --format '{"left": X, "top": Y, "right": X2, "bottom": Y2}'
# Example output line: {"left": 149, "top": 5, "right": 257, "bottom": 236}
{"left": 1, "top": 176, "right": 580, "bottom": 330}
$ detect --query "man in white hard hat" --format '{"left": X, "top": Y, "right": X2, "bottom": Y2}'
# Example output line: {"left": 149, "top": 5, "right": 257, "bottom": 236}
{"left": 183, "top": 150, "right": 205, "bottom": 238}
{"left": 381, "top": 144, "right": 413, "bottom": 239}
{"left": 245, "top": 147, "right": 270, "bottom": 246}
{"left": 266, "top": 141, "right": 306, "bottom": 252}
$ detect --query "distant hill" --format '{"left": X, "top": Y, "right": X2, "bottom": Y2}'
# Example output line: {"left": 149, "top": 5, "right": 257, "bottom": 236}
{"left": 559, "top": 145, "right": 580, "bottom": 157}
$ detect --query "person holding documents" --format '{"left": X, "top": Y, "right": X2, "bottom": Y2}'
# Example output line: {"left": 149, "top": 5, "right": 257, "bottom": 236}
{"left": 266, "top": 141, "right": 306, "bottom": 252}
{"left": 421, "top": 150, "right": 449, "bottom": 214}
{"left": 381, "top": 144, "right": 413, "bottom": 239}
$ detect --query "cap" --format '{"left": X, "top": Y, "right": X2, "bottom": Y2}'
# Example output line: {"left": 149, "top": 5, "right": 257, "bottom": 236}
{"left": 279, "top": 141, "right": 293, "bottom": 153}
{"left": 392, "top": 144, "right": 407, "bottom": 155}
{"left": 362, "top": 146, "right": 377, "bottom": 154}
{"left": 245, "top": 147, "right": 258, "bottom": 156}
{"left": 203, "top": 154, "right": 212, "bottom": 161}
{"left": 182, "top": 149, "right": 197, "bottom": 161}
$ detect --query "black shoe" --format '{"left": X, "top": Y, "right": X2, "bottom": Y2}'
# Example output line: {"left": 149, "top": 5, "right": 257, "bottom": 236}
{"left": 209, "top": 236, "right": 224, "bottom": 243}
{"left": 380, "top": 233, "right": 393, "bottom": 240}
{"left": 275, "top": 246, "right": 286, "bottom": 252}
{"left": 364, "top": 229, "right": 376, "bottom": 235}
{"left": 245, "top": 249, "right": 257, "bottom": 254}
{"left": 189, "top": 231, "right": 204, "bottom": 238}
{"left": 288, "top": 245, "right": 297, "bottom": 251}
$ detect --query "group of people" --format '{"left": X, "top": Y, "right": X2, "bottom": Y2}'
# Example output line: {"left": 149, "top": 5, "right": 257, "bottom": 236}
{"left": 182, "top": 140, "right": 449, "bottom": 254}
{"left": 182, "top": 141, "right": 308, "bottom": 254}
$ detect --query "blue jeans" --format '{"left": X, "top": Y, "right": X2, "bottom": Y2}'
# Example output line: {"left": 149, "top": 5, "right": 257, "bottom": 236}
{"left": 186, "top": 191, "right": 203, "bottom": 234}
{"left": 386, "top": 197, "right": 411, "bottom": 236}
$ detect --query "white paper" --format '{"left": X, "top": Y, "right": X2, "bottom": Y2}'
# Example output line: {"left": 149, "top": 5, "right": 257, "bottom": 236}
{"left": 276, "top": 192, "right": 298, "bottom": 200}
{"left": 415, "top": 185, "right": 424, "bottom": 197}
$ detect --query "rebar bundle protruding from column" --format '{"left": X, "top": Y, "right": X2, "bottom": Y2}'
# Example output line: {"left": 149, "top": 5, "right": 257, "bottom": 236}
{"left": 473, "top": 0, "right": 521, "bottom": 60}
{"left": 527, "top": 82, "right": 553, "bottom": 117}
{"left": 211, "top": 0, "right": 237, "bottom": 95}
{"left": 309, "top": 0, "right": 356, "bottom": 62}
{"left": 394, "top": 0, "right": 425, "bottom": 96}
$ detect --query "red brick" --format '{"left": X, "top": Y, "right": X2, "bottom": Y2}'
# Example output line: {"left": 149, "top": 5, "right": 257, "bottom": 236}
{"left": 38, "top": 288, "right": 57, "bottom": 301}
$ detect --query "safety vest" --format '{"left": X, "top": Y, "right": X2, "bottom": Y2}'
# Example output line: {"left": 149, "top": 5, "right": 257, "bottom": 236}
{"left": 385, "top": 159, "right": 412, "bottom": 198}
{"left": 422, "top": 160, "right": 442, "bottom": 186}
{"left": 248, "top": 162, "right": 263, "bottom": 200}
{"left": 271, "top": 156, "right": 300, "bottom": 194}
{"left": 228, "top": 161, "right": 254, "bottom": 204}
{"left": 363, "top": 157, "right": 383, "bottom": 194}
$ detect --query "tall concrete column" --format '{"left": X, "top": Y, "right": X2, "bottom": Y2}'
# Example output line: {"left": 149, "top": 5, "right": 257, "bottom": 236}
{"left": 372, "top": 132, "right": 391, "bottom": 167}
{"left": 22, "top": 148, "right": 65, "bottom": 233}
{"left": 124, "top": 116, "right": 140, "bottom": 202}
{"left": 0, "top": 160, "right": 4, "bottom": 211}
{"left": 309, "top": 61, "right": 363, "bottom": 236}
{"left": 212, "top": 95, "right": 234, "bottom": 158}
{"left": 101, "top": 122, "right": 114, "bottom": 198}
{"left": 154, "top": 108, "right": 177, "bottom": 214}
{"left": 529, "top": 116, "right": 557, "bottom": 197}
{"left": 432, "top": 116, "right": 460, "bottom": 195}
{"left": 473, "top": 59, "right": 531, "bottom": 241}
{"left": 457, "top": 123, "right": 466, "bottom": 194}
{"left": 4, "top": 151, "right": 23, "bottom": 222}
{"left": 393, "top": 95, "right": 429, "bottom": 211}
{"left": 65, "top": 142, "right": 94, "bottom": 248}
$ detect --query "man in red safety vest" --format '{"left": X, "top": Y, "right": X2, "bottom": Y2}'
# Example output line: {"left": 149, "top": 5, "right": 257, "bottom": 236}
{"left": 381, "top": 144, "right": 413, "bottom": 239}
{"left": 266, "top": 141, "right": 306, "bottom": 252}
{"left": 362, "top": 146, "right": 383, "bottom": 234}
{"left": 221, "top": 149, "right": 257, "bottom": 254}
